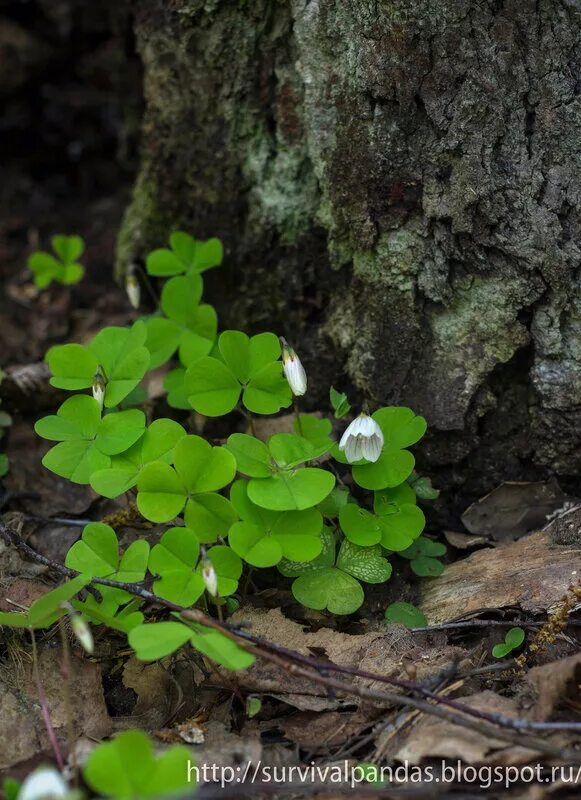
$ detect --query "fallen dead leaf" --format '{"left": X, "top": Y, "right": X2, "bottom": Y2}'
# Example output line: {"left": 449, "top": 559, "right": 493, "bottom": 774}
{"left": 278, "top": 710, "right": 367, "bottom": 749}
{"left": 0, "top": 647, "right": 111, "bottom": 770}
{"left": 419, "top": 530, "right": 581, "bottom": 623}
{"left": 444, "top": 530, "right": 489, "bottom": 550}
{"left": 226, "top": 608, "right": 468, "bottom": 711}
{"left": 461, "top": 480, "right": 567, "bottom": 541}
{"left": 523, "top": 653, "right": 581, "bottom": 722}
{"left": 391, "top": 690, "right": 539, "bottom": 765}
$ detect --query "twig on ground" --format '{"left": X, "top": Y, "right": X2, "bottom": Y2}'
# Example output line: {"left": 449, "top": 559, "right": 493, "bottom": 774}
{"left": 1, "top": 519, "right": 580, "bottom": 763}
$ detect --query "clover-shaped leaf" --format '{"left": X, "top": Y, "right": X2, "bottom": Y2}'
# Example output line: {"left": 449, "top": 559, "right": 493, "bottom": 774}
{"left": 136, "top": 435, "right": 236, "bottom": 523}
{"left": 336, "top": 539, "right": 392, "bottom": 583}
{"left": 145, "top": 273, "right": 217, "bottom": 368}
{"left": 90, "top": 418, "right": 186, "bottom": 498}
{"left": 188, "top": 624, "right": 255, "bottom": 670}
{"left": 35, "top": 397, "right": 146, "bottom": 484}
{"left": 280, "top": 528, "right": 365, "bottom": 615}
{"left": 83, "top": 729, "right": 192, "bottom": 799}
{"left": 227, "top": 432, "right": 334, "bottom": 511}
{"left": 184, "top": 492, "right": 238, "bottom": 544}
{"left": 148, "top": 527, "right": 205, "bottom": 605}
{"left": 292, "top": 568, "right": 364, "bottom": 615}
{"left": 400, "top": 536, "right": 446, "bottom": 576}
{"left": 65, "top": 522, "right": 149, "bottom": 604}
{"left": 46, "top": 321, "right": 150, "bottom": 408}
{"left": 148, "top": 527, "right": 241, "bottom": 604}
{"left": 248, "top": 468, "right": 335, "bottom": 511}
{"left": 349, "top": 407, "right": 426, "bottom": 490}
{"left": 278, "top": 525, "right": 336, "bottom": 577}
{"left": 226, "top": 434, "right": 272, "bottom": 477}
{"left": 339, "top": 495, "right": 424, "bottom": 551}
{"left": 185, "top": 331, "right": 292, "bottom": 416}
{"left": 384, "top": 601, "right": 427, "bottom": 628}
{"left": 492, "top": 627, "right": 525, "bottom": 659}
{"left": 28, "top": 235, "right": 85, "bottom": 288}
{"left": 293, "top": 415, "right": 334, "bottom": 449}
{"left": 129, "top": 621, "right": 194, "bottom": 660}
{"left": 339, "top": 504, "right": 382, "bottom": 546}
{"left": 228, "top": 480, "right": 323, "bottom": 567}
{"left": 146, "top": 231, "right": 223, "bottom": 276}
{"left": 164, "top": 367, "right": 190, "bottom": 410}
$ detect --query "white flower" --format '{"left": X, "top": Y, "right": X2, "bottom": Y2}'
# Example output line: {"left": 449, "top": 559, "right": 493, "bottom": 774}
{"left": 70, "top": 612, "right": 94, "bottom": 654}
{"left": 91, "top": 367, "right": 105, "bottom": 411}
{"left": 126, "top": 273, "right": 140, "bottom": 309}
{"left": 18, "top": 767, "right": 68, "bottom": 800}
{"left": 339, "top": 413, "right": 384, "bottom": 463}
{"left": 280, "top": 338, "right": 307, "bottom": 396}
{"left": 201, "top": 559, "right": 218, "bottom": 597}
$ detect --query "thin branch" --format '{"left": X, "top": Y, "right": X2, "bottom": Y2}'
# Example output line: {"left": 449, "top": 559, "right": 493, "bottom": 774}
{"left": 411, "top": 618, "right": 581, "bottom": 632}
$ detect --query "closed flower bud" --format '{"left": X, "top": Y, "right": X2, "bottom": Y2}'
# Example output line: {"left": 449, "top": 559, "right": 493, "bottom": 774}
{"left": 339, "top": 412, "right": 384, "bottom": 463}
{"left": 280, "top": 337, "right": 307, "bottom": 396}
{"left": 91, "top": 367, "right": 106, "bottom": 411}
{"left": 18, "top": 767, "right": 68, "bottom": 800}
{"left": 201, "top": 559, "right": 218, "bottom": 597}
{"left": 126, "top": 273, "right": 140, "bottom": 309}
{"left": 70, "top": 611, "right": 94, "bottom": 655}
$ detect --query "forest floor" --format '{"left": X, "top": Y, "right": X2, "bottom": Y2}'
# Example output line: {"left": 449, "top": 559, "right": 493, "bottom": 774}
{"left": 0, "top": 245, "right": 580, "bottom": 799}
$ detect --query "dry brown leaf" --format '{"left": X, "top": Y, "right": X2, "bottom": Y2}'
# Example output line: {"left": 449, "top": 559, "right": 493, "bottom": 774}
{"left": 227, "top": 608, "right": 467, "bottom": 711}
{"left": 392, "top": 691, "right": 538, "bottom": 765}
{"left": 444, "top": 530, "right": 489, "bottom": 550}
{"left": 419, "top": 530, "right": 580, "bottom": 623}
{"left": 0, "top": 647, "right": 111, "bottom": 770}
{"left": 278, "top": 710, "right": 366, "bottom": 749}
{"left": 523, "top": 653, "right": 581, "bottom": 721}
{"left": 461, "top": 480, "right": 566, "bottom": 541}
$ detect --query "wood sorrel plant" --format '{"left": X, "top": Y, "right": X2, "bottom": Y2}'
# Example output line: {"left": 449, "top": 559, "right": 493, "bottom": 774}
{"left": 2, "top": 230, "right": 441, "bottom": 671}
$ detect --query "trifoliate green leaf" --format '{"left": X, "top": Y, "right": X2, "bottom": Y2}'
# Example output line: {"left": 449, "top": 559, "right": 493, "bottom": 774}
{"left": 228, "top": 480, "right": 322, "bottom": 567}
{"left": 384, "top": 601, "right": 427, "bottom": 628}
{"left": 90, "top": 418, "right": 186, "bottom": 498}
{"left": 225, "top": 434, "right": 272, "bottom": 478}
{"left": 248, "top": 467, "right": 335, "bottom": 511}
{"left": 47, "top": 322, "right": 150, "bottom": 407}
{"left": 336, "top": 540, "right": 392, "bottom": 584}
{"left": 35, "top": 397, "right": 146, "bottom": 485}
{"left": 292, "top": 568, "right": 364, "bottom": 615}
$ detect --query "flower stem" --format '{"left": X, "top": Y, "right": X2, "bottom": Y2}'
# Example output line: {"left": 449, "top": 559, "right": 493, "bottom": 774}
{"left": 293, "top": 402, "right": 303, "bottom": 436}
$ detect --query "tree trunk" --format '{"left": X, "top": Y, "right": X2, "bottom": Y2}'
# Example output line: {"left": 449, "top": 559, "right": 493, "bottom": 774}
{"left": 118, "top": 0, "right": 581, "bottom": 519}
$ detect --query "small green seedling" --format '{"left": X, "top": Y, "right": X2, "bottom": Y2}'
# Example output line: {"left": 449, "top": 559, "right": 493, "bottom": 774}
{"left": 492, "top": 627, "right": 525, "bottom": 658}
{"left": 400, "top": 536, "right": 447, "bottom": 576}
{"left": 28, "top": 235, "right": 85, "bottom": 288}
{"left": 146, "top": 230, "right": 223, "bottom": 276}
{"left": 246, "top": 697, "right": 262, "bottom": 718}
{"left": 384, "top": 601, "right": 428, "bottom": 628}
{"left": 330, "top": 386, "right": 351, "bottom": 419}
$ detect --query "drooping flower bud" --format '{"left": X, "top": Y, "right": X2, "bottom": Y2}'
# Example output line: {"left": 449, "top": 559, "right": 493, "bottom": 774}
{"left": 280, "top": 337, "right": 307, "bottom": 397}
{"left": 126, "top": 273, "right": 140, "bottom": 309}
{"left": 201, "top": 558, "right": 218, "bottom": 597}
{"left": 18, "top": 767, "right": 68, "bottom": 800}
{"left": 91, "top": 366, "right": 105, "bottom": 411}
{"left": 69, "top": 611, "right": 94, "bottom": 655}
{"left": 339, "top": 412, "right": 384, "bottom": 463}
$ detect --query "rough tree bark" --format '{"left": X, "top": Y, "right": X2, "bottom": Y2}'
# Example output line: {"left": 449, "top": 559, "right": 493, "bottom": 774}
{"left": 118, "top": 0, "right": 581, "bottom": 517}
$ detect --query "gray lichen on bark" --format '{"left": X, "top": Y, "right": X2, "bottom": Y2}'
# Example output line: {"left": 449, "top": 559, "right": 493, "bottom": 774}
{"left": 118, "top": 0, "right": 581, "bottom": 493}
